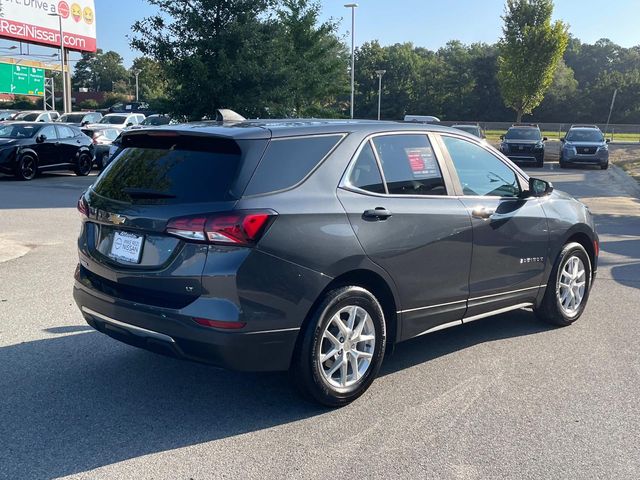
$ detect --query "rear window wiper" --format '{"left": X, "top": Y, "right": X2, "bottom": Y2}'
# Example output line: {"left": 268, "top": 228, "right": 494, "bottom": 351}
{"left": 122, "top": 187, "right": 177, "bottom": 199}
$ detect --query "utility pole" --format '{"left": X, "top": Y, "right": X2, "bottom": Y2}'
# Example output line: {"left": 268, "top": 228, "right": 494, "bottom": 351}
{"left": 133, "top": 69, "right": 141, "bottom": 101}
{"left": 605, "top": 88, "right": 618, "bottom": 139}
{"left": 49, "top": 13, "right": 70, "bottom": 113}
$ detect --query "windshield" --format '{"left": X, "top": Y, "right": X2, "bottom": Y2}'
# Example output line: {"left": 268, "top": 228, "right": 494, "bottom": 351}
{"left": 15, "top": 113, "right": 40, "bottom": 121}
{"left": 505, "top": 128, "right": 541, "bottom": 141}
{"left": 100, "top": 116, "right": 127, "bottom": 125}
{"left": 566, "top": 130, "right": 604, "bottom": 142}
{"left": 453, "top": 125, "right": 481, "bottom": 137}
{"left": 142, "top": 116, "right": 170, "bottom": 126}
{"left": 0, "top": 124, "right": 39, "bottom": 139}
{"left": 60, "top": 113, "right": 86, "bottom": 123}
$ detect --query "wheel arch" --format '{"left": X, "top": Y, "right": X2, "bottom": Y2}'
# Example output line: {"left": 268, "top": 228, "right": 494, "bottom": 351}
{"left": 563, "top": 227, "right": 597, "bottom": 273}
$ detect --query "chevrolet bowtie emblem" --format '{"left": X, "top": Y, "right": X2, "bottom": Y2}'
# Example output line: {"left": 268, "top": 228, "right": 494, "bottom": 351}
{"left": 107, "top": 213, "right": 126, "bottom": 225}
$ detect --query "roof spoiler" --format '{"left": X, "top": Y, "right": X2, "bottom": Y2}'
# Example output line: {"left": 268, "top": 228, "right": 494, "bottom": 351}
{"left": 215, "top": 109, "right": 246, "bottom": 123}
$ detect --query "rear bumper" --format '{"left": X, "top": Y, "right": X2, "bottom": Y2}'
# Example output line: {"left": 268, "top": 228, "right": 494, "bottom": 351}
{"left": 74, "top": 281, "right": 300, "bottom": 371}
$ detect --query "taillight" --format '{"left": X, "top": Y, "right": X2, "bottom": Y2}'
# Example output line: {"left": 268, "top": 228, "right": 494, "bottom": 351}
{"left": 77, "top": 195, "right": 88, "bottom": 217}
{"left": 166, "top": 211, "right": 276, "bottom": 246}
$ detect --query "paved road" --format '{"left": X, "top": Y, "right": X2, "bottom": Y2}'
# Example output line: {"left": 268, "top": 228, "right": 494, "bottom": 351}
{"left": 1, "top": 165, "right": 639, "bottom": 480}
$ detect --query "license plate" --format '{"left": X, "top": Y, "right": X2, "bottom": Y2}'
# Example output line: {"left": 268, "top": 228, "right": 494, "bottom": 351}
{"left": 518, "top": 146, "right": 524, "bottom": 150}
{"left": 110, "top": 231, "right": 144, "bottom": 264}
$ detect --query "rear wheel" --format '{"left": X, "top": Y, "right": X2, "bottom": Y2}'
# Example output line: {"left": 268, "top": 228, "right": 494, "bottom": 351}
{"left": 535, "top": 242, "right": 592, "bottom": 326}
{"left": 290, "top": 286, "right": 386, "bottom": 407}
{"left": 16, "top": 154, "right": 37, "bottom": 181}
{"left": 75, "top": 152, "right": 93, "bottom": 176}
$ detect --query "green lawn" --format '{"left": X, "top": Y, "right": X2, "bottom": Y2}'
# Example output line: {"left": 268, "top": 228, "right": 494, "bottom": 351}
{"left": 484, "top": 130, "right": 640, "bottom": 143}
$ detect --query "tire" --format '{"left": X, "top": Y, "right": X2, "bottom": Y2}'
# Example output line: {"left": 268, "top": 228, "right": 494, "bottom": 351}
{"left": 600, "top": 162, "right": 609, "bottom": 170}
{"left": 536, "top": 158, "right": 544, "bottom": 168}
{"left": 535, "top": 242, "right": 592, "bottom": 327}
{"left": 290, "top": 286, "right": 386, "bottom": 407}
{"left": 16, "top": 154, "right": 37, "bottom": 181}
{"left": 559, "top": 159, "right": 569, "bottom": 169}
{"left": 74, "top": 152, "right": 93, "bottom": 176}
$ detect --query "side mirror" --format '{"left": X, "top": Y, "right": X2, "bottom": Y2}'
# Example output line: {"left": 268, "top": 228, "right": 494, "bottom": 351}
{"left": 81, "top": 121, "right": 89, "bottom": 126}
{"left": 126, "top": 122, "right": 133, "bottom": 127}
{"left": 606, "top": 138, "right": 611, "bottom": 144}
{"left": 500, "top": 135, "right": 505, "bottom": 141}
{"left": 38, "top": 119, "right": 46, "bottom": 122}
{"left": 527, "top": 177, "right": 553, "bottom": 197}
{"left": 561, "top": 136, "right": 566, "bottom": 142}
{"left": 543, "top": 137, "right": 548, "bottom": 142}
{"left": 36, "top": 134, "right": 47, "bottom": 143}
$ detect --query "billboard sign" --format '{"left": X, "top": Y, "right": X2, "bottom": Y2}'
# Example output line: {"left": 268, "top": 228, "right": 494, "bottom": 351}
{"left": 0, "top": 0, "right": 96, "bottom": 52}
{"left": 0, "top": 63, "right": 45, "bottom": 96}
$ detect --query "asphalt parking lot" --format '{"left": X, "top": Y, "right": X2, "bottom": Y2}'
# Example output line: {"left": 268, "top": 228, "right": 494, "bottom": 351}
{"left": 1, "top": 163, "right": 639, "bottom": 479}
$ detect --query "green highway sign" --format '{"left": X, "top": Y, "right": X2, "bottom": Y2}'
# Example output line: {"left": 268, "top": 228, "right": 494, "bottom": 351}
{"left": 0, "top": 63, "right": 45, "bottom": 97}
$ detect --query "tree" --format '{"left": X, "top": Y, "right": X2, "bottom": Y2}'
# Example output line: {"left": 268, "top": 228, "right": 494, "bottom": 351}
{"left": 268, "top": 0, "right": 349, "bottom": 117}
{"left": 72, "top": 50, "right": 129, "bottom": 92}
{"left": 497, "top": 0, "right": 569, "bottom": 121}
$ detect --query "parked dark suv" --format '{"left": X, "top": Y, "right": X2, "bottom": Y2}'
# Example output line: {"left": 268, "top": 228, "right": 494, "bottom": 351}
{"left": 74, "top": 120, "right": 598, "bottom": 406}
{"left": 500, "top": 124, "right": 546, "bottom": 168}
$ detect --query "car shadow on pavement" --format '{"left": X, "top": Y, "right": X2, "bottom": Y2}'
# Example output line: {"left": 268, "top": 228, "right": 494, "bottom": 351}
{"left": 0, "top": 308, "right": 552, "bottom": 479}
{"left": 0, "top": 172, "right": 97, "bottom": 210}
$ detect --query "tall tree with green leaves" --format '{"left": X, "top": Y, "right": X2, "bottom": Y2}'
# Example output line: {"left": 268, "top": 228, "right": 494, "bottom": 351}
{"left": 497, "top": 0, "right": 569, "bottom": 122}
{"left": 72, "top": 50, "right": 129, "bottom": 92}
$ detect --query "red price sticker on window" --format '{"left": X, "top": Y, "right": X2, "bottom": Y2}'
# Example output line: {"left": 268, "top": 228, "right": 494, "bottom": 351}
{"left": 407, "top": 151, "right": 426, "bottom": 172}
{"left": 405, "top": 147, "right": 438, "bottom": 179}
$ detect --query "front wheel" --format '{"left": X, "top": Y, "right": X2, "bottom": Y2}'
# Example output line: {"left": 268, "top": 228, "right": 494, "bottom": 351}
{"left": 535, "top": 242, "right": 592, "bottom": 326}
{"left": 74, "top": 152, "right": 93, "bottom": 176}
{"left": 16, "top": 154, "right": 37, "bottom": 181}
{"left": 290, "top": 286, "right": 386, "bottom": 407}
{"left": 600, "top": 162, "right": 609, "bottom": 170}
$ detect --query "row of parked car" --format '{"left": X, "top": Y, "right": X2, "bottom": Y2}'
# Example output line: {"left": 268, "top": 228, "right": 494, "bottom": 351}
{"left": 0, "top": 109, "right": 176, "bottom": 180}
{"left": 447, "top": 122, "right": 610, "bottom": 170}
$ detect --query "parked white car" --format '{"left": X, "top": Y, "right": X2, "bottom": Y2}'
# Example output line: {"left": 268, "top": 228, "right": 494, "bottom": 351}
{"left": 88, "top": 113, "right": 145, "bottom": 130}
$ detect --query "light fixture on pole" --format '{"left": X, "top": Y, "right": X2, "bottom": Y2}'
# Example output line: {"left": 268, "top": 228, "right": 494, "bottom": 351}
{"left": 48, "top": 13, "right": 68, "bottom": 113}
{"left": 344, "top": 3, "right": 358, "bottom": 119}
{"left": 375, "top": 69, "right": 386, "bottom": 121}
{"left": 132, "top": 69, "right": 141, "bottom": 101}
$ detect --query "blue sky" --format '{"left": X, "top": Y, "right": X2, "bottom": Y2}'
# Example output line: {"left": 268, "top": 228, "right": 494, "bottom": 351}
{"left": 1, "top": 0, "right": 639, "bottom": 67}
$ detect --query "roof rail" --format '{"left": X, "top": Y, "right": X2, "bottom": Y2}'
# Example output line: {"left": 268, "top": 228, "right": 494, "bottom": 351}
{"left": 570, "top": 124, "right": 599, "bottom": 129}
{"left": 215, "top": 109, "right": 246, "bottom": 123}
{"left": 511, "top": 123, "right": 539, "bottom": 128}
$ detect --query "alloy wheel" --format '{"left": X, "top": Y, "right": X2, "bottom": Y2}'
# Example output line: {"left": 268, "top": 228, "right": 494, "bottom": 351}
{"left": 318, "top": 305, "right": 376, "bottom": 388}
{"left": 557, "top": 255, "right": 586, "bottom": 316}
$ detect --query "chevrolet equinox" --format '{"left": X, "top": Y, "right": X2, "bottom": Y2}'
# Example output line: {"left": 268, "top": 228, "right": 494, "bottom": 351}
{"left": 74, "top": 120, "right": 598, "bottom": 406}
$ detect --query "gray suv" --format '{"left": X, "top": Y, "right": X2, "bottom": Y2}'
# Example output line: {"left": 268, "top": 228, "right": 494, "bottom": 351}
{"left": 560, "top": 125, "right": 609, "bottom": 170}
{"left": 74, "top": 120, "right": 598, "bottom": 406}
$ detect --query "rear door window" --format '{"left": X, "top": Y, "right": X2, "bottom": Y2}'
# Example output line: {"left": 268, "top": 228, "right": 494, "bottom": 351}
{"left": 243, "top": 134, "right": 343, "bottom": 196}
{"left": 92, "top": 135, "right": 243, "bottom": 204}
{"left": 372, "top": 134, "right": 447, "bottom": 196}
{"left": 57, "top": 125, "right": 76, "bottom": 139}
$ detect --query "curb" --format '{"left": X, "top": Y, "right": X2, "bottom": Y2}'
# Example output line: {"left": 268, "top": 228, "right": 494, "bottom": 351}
{"left": 609, "top": 164, "right": 640, "bottom": 199}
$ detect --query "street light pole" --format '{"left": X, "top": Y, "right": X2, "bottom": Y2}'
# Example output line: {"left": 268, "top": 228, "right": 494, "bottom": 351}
{"left": 49, "top": 13, "right": 68, "bottom": 113}
{"left": 133, "top": 70, "right": 141, "bottom": 101}
{"left": 344, "top": 3, "right": 358, "bottom": 119}
{"left": 375, "top": 69, "right": 386, "bottom": 120}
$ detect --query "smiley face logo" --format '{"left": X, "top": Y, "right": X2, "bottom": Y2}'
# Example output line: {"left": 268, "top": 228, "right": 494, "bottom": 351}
{"left": 83, "top": 7, "right": 94, "bottom": 24}
{"left": 71, "top": 3, "right": 82, "bottom": 22}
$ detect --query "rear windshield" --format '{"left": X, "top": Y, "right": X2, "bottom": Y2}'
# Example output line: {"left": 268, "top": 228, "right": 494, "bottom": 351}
{"left": 505, "top": 128, "right": 541, "bottom": 140}
{"left": 92, "top": 135, "right": 242, "bottom": 204}
{"left": 16, "top": 113, "right": 39, "bottom": 121}
{"left": 100, "top": 115, "right": 127, "bottom": 125}
{"left": 566, "top": 130, "right": 604, "bottom": 142}
{"left": 60, "top": 113, "right": 86, "bottom": 123}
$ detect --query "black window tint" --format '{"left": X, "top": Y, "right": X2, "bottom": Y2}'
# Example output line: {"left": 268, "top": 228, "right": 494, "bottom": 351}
{"left": 92, "top": 137, "right": 242, "bottom": 204}
{"left": 372, "top": 134, "right": 446, "bottom": 196}
{"left": 443, "top": 136, "right": 520, "bottom": 197}
{"left": 57, "top": 125, "right": 75, "bottom": 139}
{"left": 244, "top": 135, "right": 342, "bottom": 196}
{"left": 347, "top": 142, "right": 385, "bottom": 193}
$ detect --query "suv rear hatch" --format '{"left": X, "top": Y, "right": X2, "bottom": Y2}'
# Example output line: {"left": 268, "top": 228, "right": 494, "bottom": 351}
{"left": 78, "top": 129, "right": 269, "bottom": 308}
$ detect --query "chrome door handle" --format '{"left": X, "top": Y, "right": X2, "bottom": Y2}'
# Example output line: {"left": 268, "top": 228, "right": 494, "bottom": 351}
{"left": 471, "top": 207, "right": 496, "bottom": 219}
